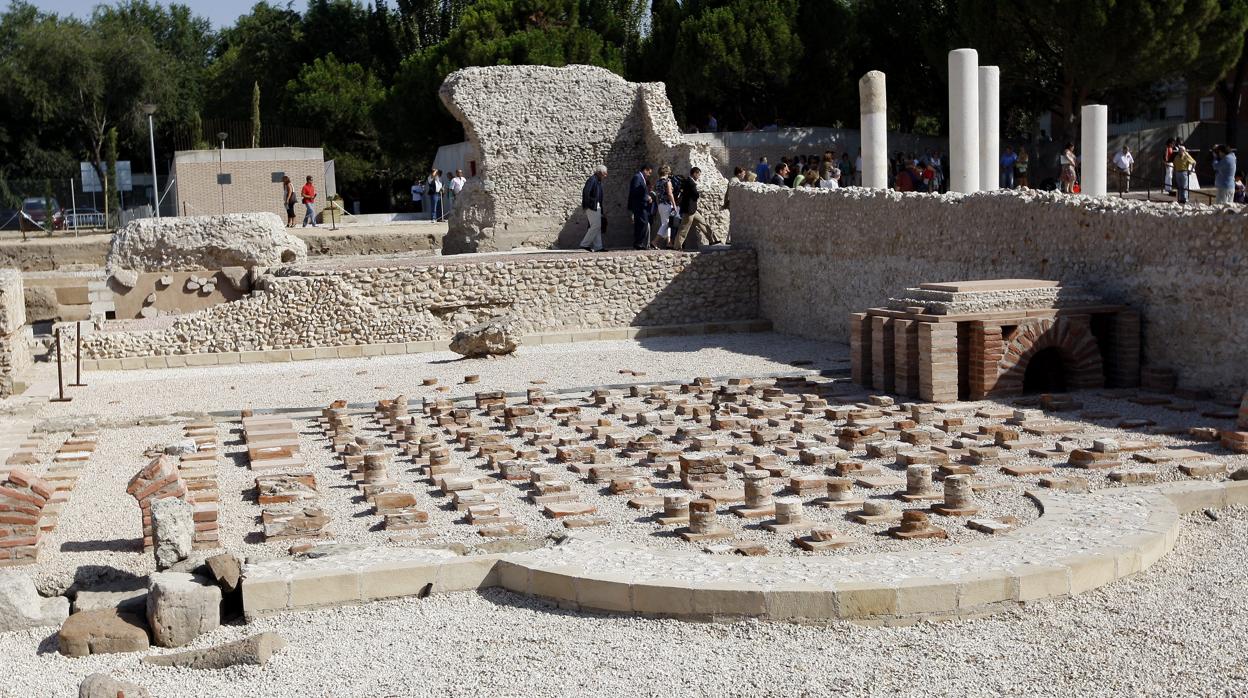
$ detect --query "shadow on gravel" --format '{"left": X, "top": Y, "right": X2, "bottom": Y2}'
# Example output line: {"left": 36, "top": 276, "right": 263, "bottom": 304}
{"left": 60, "top": 538, "right": 141, "bottom": 554}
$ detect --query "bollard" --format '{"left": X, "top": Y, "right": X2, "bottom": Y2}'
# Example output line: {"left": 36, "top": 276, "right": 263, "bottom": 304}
{"left": 51, "top": 328, "right": 72, "bottom": 402}
{"left": 70, "top": 320, "right": 86, "bottom": 387}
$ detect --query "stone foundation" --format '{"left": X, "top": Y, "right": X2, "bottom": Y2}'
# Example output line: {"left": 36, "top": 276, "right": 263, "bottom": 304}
{"left": 82, "top": 250, "right": 759, "bottom": 360}
{"left": 729, "top": 186, "right": 1248, "bottom": 396}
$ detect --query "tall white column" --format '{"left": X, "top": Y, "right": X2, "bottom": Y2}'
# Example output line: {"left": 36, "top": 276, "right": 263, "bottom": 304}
{"left": 859, "top": 71, "right": 888, "bottom": 189}
{"left": 948, "top": 48, "right": 980, "bottom": 193}
{"left": 978, "top": 65, "right": 1000, "bottom": 192}
{"left": 1080, "top": 104, "right": 1108, "bottom": 197}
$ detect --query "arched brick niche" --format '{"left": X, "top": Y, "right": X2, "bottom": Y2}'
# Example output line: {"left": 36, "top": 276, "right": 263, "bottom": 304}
{"left": 990, "top": 317, "right": 1105, "bottom": 397}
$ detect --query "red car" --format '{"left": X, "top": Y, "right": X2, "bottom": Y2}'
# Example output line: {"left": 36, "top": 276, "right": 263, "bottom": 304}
{"left": 21, "top": 197, "right": 65, "bottom": 231}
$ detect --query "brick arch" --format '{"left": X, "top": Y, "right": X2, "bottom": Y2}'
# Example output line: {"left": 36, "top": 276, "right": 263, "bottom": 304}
{"left": 994, "top": 317, "right": 1104, "bottom": 396}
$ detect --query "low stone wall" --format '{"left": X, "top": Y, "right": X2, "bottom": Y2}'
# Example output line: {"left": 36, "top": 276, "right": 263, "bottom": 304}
{"left": 728, "top": 185, "right": 1248, "bottom": 396}
{"left": 81, "top": 250, "right": 759, "bottom": 360}
{"left": 0, "top": 269, "right": 32, "bottom": 397}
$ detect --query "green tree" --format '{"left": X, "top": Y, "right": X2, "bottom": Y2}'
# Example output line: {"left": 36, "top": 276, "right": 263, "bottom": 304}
{"left": 206, "top": 3, "right": 303, "bottom": 120}
{"left": 959, "top": 0, "right": 1242, "bottom": 141}
{"left": 104, "top": 126, "right": 119, "bottom": 223}
{"left": 287, "top": 54, "right": 385, "bottom": 187}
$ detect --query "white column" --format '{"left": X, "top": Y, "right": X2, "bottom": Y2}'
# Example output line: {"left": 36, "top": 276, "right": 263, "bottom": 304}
{"left": 1080, "top": 104, "right": 1108, "bottom": 197}
{"left": 859, "top": 71, "right": 888, "bottom": 189}
{"left": 978, "top": 65, "right": 1000, "bottom": 192}
{"left": 948, "top": 48, "right": 980, "bottom": 193}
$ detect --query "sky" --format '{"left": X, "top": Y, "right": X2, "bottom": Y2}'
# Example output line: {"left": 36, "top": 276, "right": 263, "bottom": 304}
{"left": 27, "top": 0, "right": 257, "bottom": 28}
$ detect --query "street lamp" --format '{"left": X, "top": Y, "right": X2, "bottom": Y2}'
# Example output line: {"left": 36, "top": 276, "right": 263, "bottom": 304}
{"left": 217, "top": 131, "right": 228, "bottom": 215}
{"left": 142, "top": 103, "right": 159, "bottom": 219}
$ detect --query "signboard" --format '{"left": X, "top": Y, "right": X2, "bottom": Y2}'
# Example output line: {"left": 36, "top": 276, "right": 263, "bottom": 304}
{"left": 217, "top": 173, "right": 232, "bottom": 185}
{"left": 80, "top": 161, "right": 133, "bottom": 193}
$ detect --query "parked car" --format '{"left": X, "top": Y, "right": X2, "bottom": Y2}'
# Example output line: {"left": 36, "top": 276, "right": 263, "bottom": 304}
{"left": 20, "top": 197, "right": 64, "bottom": 231}
{"left": 63, "top": 207, "right": 106, "bottom": 229}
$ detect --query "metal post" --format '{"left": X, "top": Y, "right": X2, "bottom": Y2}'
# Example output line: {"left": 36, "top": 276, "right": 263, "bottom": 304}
{"left": 147, "top": 111, "right": 160, "bottom": 218}
{"left": 69, "top": 177, "right": 79, "bottom": 237}
{"left": 70, "top": 321, "right": 86, "bottom": 387}
{"left": 51, "top": 329, "right": 71, "bottom": 402}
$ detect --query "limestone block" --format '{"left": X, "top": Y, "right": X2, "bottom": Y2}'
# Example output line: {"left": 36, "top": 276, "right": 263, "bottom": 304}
{"left": 79, "top": 673, "right": 151, "bottom": 698}
{"left": 58, "top": 608, "right": 151, "bottom": 657}
{"left": 141, "top": 632, "right": 287, "bottom": 669}
{"left": 106, "top": 212, "right": 308, "bottom": 274}
{"left": 0, "top": 573, "right": 69, "bottom": 632}
{"left": 450, "top": 316, "right": 519, "bottom": 357}
{"left": 146, "top": 572, "right": 222, "bottom": 648}
{"left": 151, "top": 497, "right": 194, "bottom": 570}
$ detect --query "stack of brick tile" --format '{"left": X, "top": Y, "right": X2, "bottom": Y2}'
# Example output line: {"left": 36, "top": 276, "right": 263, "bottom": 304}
{"left": 0, "top": 468, "right": 52, "bottom": 566}
{"left": 1222, "top": 391, "right": 1248, "bottom": 454}
{"left": 243, "top": 415, "right": 305, "bottom": 471}
{"left": 126, "top": 455, "right": 188, "bottom": 551}
{"left": 178, "top": 421, "right": 221, "bottom": 549}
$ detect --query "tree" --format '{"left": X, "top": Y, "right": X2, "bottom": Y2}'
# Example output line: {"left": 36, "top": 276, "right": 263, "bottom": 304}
{"left": 206, "top": 3, "right": 303, "bottom": 120}
{"left": 1193, "top": 0, "right": 1248, "bottom": 147}
{"left": 250, "top": 82, "right": 262, "bottom": 148}
{"left": 104, "top": 126, "right": 119, "bottom": 222}
{"left": 286, "top": 54, "right": 385, "bottom": 186}
{"left": 958, "top": 0, "right": 1239, "bottom": 141}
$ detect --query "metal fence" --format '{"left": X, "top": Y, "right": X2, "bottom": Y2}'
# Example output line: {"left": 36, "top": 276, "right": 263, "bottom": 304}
{"left": 0, "top": 174, "right": 160, "bottom": 233}
{"left": 171, "top": 118, "right": 322, "bottom": 152}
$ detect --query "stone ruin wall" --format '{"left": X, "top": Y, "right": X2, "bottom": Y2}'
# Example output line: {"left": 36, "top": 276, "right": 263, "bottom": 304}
{"left": 0, "top": 269, "right": 33, "bottom": 398}
{"left": 80, "top": 251, "right": 758, "bottom": 360}
{"left": 439, "top": 65, "right": 728, "bottom": 254}
{"left": 727, "top": 185, "right": 1248, "bottom": 396}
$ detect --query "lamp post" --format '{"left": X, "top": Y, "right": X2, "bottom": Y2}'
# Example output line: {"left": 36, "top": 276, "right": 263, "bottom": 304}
{"left": 142, "top": 103, "right": 159, "bottom": 218}
{"left": 217, "top": 131, "right": 228, "bottom": 215}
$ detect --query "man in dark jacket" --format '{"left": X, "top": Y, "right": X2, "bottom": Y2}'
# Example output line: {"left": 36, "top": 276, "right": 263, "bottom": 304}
{"left": 770, "top": 163, "right": 789, "bottom": 187}
{"left": 628, "top": 164, "right": 654, "bottom": 249}
{"left": 671, "top": 167, "right": 718, "bottom": 249}
{"left": 578, "top": 165, "right": 608, "bottom": 251}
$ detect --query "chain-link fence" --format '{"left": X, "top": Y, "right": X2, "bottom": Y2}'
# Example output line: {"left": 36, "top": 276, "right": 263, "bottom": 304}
{"left": 0, "top": 171, "right": 164, "bottom": 234}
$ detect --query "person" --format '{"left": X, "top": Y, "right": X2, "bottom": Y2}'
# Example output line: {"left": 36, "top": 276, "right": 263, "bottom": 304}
{"left": 791, "top": 166, "right": 807, "bottom": 188}
{"left": 300, "top": 175, "right": 318, "bottom": 227}
{"left": 1213, "top": 145, "right": 1237, "bottom": 205}
{"left": 1015, "top": 148, "right": 1031, "bottom": 189}
{"left": 706, "top": 113, "right": 718, "bottom": 132}
{"left": 410, "top": 178, "right": 424, "bottom": 213}
{"left": 1000, "top": 146, "right": 1018, "bottom": 189}
{"left": 722, "top": 165, "right": 746, "bottom": 211}
{"left": 281, "top": 175, "right": 296, "bottom": 228}
{"left": 770, "top": 162, "right": 789, "bottom": 187}
{"left": 652, "top": 164, "right": 679, "bottom": 248}
{"left": 1113, "top": 146, "right": 1134, "bottom": 195}
{"left": 628, "top": 164, "right": 654, "bottom": 250}
{"left": 839, "top": 152, "right": 853, "bottom": 187}
{"left": 1235, "top": 173, "right": 1246, "bottom": 204}
{"left": 450, "top": 169, "right": 467, "bottom": 209}
{"left": 1172, "top": 145, "right": 1196, "bottom": 204}
{"left": 579, "top": 165, "right": 608, "bottom": 251}
{"left": 426, "top": 168, "right": 443, "bottom": 221}
{"left": 1060, "top": 143, "right": 1077, "bottom": 194}
{"left": 819, "top": 165, "right": 840, "bottom": 190}
{"left": 671, "top": 167, "right": 717, "bottom": 250}
{"left": 854, "top": 149, "right": 863, "bottom": 186}
{"left": 1163, "top": 138, "right": 1176, "bottom": 194}
{"left": 755, "top": 156, "right": 771, "bottom": 183}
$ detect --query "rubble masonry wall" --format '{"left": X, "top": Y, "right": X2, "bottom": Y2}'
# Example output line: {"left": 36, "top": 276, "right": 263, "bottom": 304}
{"left": 0, "top": 269, "right": 32, "bottom": 397}
{"left": 728, "top": 185, "right": 1248, "bottom": 396}
{"left": 80, "top": 250, "right": 758, "bottom": 359}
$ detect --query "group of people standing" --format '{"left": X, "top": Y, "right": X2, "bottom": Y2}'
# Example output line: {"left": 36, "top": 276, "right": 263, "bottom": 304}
{"left": 578, "top": 163, "right": 721, "bottom": 252}
{"left": 1163, "top": 139, "right": 1241, "bottom": 205}
{"left": 412, "top": 169, "right": 468, "bottom": 221}
{"left": 754, "top": 150, "right": 858, "bottom": 190}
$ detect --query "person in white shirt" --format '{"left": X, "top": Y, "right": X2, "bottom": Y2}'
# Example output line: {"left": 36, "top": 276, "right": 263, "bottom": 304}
{"left": 410, "top": 180, "right": 424, "bottom": 212}
{"left": 1112, "top": 146, "right": 1134, "bottom": 195}
{"left": 450, "top": 169, "right": 466, "bottom": 194}
{"left": 854, "top": 151, "right": 863, "bottom": 186}
{"left": 819, "top": 165, "right": 840, "bottom": 189}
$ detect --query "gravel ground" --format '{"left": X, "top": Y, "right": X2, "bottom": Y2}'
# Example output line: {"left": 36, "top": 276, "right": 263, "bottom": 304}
{"left": 21, "top": 333, "right": 850, "bottom": 423}
{"left": 2, "top": 507, "right": 1244, "bottom": 697}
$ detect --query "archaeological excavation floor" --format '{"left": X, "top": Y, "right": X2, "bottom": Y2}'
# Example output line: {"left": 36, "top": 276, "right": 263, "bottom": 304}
{"left": 2, "top": 332, "right": 1247, "bottom": 695}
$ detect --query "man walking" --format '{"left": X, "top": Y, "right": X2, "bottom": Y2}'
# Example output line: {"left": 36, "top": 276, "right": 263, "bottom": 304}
{"left": 628, "top": 164, "right": 654, "bottom": 250}
{"left": 450, "top": 169, "right": 467, "bottom": 211}
{"left": 769, "top": 162, "right": 789, "bottom": 187}
{"left": 671, "top": 167, "right": 717, "bottom": 250}
{"left": 755, "top": 157, "right": 771, "bottom": 184}
{"left": 1213, "top": 144, "right": 1237, "bottom": 205}
{"left": 1113, "top": 145, "right": 1134, "bottom": 195}
{"left": 300, "top": 175, "right": 318, "bottom": 227}
{"left": 579, "top": 165, "right": 608, "bottom": 251}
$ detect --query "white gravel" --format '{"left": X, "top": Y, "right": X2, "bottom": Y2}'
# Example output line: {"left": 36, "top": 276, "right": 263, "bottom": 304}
{"left": 2, "top": 507, "right": 1245, "bottom": 697}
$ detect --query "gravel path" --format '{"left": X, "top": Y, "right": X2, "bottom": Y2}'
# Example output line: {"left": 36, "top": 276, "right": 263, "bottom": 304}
{"left": 2, "top": 507, "right": 1244, "bottom": 697}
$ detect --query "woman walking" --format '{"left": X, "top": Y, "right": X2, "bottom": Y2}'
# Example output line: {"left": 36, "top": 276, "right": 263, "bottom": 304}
{"left": 1060, "top": 143, "right": 1078, "bottom": 194}
{"left": 282, "top": 175, "right": 296, "bottom": 227}
{"left": 652, "top": 165, "right": 678, "bottom": 249}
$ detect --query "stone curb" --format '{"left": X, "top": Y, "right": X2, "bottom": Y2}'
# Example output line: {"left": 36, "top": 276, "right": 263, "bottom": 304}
{"left": 240, "top": 480, "right": 1248, "bottom": 624}
{"left": 77, "top": 320, "right": 773, "bottom": 372}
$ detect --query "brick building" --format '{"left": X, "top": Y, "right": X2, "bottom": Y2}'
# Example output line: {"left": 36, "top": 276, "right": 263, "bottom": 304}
{"left": 170, "top": 147, "right": 335, "bottom": 219}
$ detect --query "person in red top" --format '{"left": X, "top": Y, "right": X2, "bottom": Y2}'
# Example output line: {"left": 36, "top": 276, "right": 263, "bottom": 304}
{"left": 300, "top": 175, "right": 318, "bottom": 228}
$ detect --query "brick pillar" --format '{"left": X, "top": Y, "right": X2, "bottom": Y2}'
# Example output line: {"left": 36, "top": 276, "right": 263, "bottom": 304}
{"left": 0, "top": 468, "right": 51, "bottom": 566}
{"left": 892, "top": 319, "right": 919, "bottom": 398}
{"left": 918, "top": 321, "right": 958, "bottom": 403}
{"left": 126, "top": 456, "right": 188, "bottom": 551}
{"left": 1107, "top": 310, "right": 1141, "bottom": 388}
{"left": 849, "top": 313, "right": 873, "bottom": 388}
{"left": 870, "top": 316, "right": 895, "bottom": 393}
{"left": 968, "top": 322, "right": 1004, "bottom": 399}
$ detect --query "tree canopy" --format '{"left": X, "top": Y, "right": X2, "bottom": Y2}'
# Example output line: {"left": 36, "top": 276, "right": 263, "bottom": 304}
{"left": 1, "top": 0, "right": 1246, "bottom": 208}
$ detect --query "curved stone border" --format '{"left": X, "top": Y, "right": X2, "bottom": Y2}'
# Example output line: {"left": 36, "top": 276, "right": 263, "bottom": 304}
{"left": 240, "top": 481, "right": 1248, "bottom": 623}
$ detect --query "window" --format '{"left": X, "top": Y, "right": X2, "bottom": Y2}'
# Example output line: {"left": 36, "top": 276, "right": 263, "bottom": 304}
{"left": 1200, "top": 97, "right": 1215, "bottom": 121}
